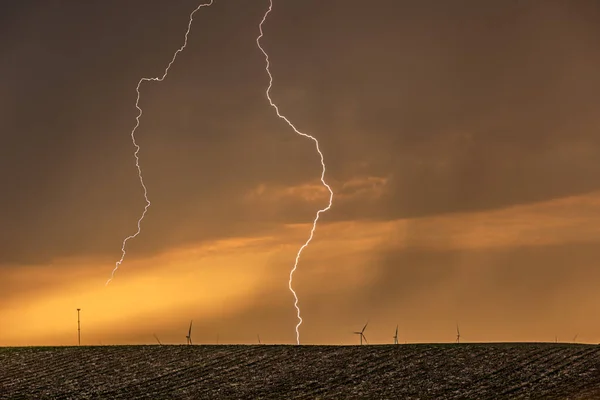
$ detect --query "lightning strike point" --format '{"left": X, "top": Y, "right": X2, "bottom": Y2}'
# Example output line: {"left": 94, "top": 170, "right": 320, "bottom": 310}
{"left": 256, "top": 0, "right": 334, "bottom": 345}
{"left": 106, "top": 1, "right": 215, "bottom": 286}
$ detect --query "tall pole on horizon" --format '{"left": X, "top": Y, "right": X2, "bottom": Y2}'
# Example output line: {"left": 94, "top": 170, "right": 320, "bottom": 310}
{"left": 77, "top": 308, "right": 81, "bottom": 346}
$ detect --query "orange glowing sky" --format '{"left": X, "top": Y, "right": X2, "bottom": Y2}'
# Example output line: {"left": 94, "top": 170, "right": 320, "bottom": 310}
{"left": 2, "top": 0, "right": 600, "bottom": 346}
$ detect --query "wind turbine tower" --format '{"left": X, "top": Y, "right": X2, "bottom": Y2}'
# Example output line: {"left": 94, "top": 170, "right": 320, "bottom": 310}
{"left": 456, "top": 324, "right": 460, "bottom": 344}
{"left": 77, "top": 308, "right": 81, "bottom": 346}
{"left": 186, "top": 320, "right": 193, "bottom": 345}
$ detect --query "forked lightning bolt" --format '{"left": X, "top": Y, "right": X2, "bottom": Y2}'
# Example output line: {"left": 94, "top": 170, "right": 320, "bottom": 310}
{"left": 257, "top": 0, "right": 334, "bottom": 344}
{"left": 106, "top": 1, "right": 214, "bottom": 286}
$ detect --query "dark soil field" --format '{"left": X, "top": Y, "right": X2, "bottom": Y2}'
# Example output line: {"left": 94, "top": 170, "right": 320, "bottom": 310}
{"left": 1, "top": 343, "right": 600, "bottom": 399}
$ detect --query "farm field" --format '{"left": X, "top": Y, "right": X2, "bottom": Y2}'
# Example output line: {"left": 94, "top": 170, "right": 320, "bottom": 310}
{"left": 1, "top": 343, "right": 600, "bottom": 399}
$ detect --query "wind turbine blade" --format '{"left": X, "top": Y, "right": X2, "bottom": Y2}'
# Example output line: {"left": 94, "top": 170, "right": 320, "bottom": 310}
{"left": 188, "top": 320, "right": 193, "bottom": 336}
{"left": 363, "top": 334, "right": 368, "bottom": 344}
{"left": 362, "top": 321, "right": 369, "bottom": 333}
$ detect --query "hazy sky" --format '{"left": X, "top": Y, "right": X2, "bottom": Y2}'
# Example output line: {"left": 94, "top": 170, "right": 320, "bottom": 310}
{"left": 2, "top": 0, "right": 600, "bottom": 346}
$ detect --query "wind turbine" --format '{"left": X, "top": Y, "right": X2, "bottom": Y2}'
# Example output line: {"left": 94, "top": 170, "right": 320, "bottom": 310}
{"left": 456, "top": 324, "right": 460, "bottom": 344}
{"left": 76, "top": 308, "right": 81, "bottom": 346}
{"left": 153, "top": 333, "right": 162, "bottom": 345}
{"left": 186, "top": 320, "right": 193, "bottom": 345}
{"left": 257, "top": 334, "right": 261, "bottom": 345}
{"left": 353, "top": 321, "right": 369, "bottom": 345}
{"left": 393, "top": 325, "right": 399, "bottom": 345}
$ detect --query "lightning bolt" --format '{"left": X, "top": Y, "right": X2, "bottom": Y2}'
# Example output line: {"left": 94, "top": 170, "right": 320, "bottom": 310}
{"left": 257, "top": 0, "right": 334, "bottom": 344}
{"left": 106, "top": 0, "right": 215, "bottom": 286}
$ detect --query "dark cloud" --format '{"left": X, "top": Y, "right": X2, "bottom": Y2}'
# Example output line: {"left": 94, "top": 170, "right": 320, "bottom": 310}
{"left": 2, "top": 0, "right": 600, "bottom": 266}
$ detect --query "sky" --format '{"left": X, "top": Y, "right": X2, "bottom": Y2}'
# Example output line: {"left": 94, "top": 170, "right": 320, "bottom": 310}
{"left": 2, "top": 0, "right": 600, "bottom": 346}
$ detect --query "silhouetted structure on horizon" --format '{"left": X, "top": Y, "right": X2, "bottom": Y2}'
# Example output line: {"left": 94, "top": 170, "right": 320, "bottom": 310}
{"left": 456, "top": 325, "right": 460, "bottom": 344}
{"left": 77, "top": 308, "right": 81, "bottom": 346}
{"left": 354, "top": 322, "right": 369, "bottom": 345}
{"left": 186, "top": 321, "right": 193, "bottom": 345}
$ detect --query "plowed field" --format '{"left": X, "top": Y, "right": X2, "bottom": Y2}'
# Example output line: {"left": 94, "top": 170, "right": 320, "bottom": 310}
{"left": 1, "top": 343, "right": 600, "bottom": 399}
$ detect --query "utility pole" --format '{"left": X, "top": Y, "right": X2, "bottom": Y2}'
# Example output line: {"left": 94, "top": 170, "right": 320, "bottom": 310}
{"left": 77, "top": 308, "right": 81, "bottom": 346}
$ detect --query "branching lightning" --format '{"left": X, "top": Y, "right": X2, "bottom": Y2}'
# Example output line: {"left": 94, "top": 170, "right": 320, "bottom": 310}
{"left": 105, "top": 0, "right": 331, "bottom": 345}
{"left": 256, "top": 0, "right": 334, "bottom": 345}
{"left": 106, "top": 0, "right": 214, "bottom": 286}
